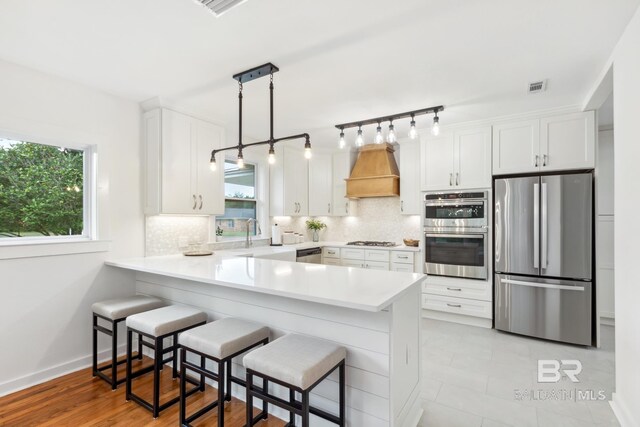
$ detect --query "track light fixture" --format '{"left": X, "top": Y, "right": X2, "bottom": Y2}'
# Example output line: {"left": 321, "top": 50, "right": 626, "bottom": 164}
{"left": 375, "top": 122, "right": 383, "bottom": 144}
{"left": 335, "top": 105, "right": 443, "bottom": 148}
{"left": 432, "top": 112, "right": 440, "bottom": 136}
{"left": 409, "top": 114, "right": 418, "bottom": 139}
{"left": 209, "top": 63, "right": 311, "bottom": 171}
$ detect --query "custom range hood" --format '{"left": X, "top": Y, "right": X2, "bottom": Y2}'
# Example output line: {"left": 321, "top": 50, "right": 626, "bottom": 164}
{"left": 346, "top": 143, "right": 400, "bottom": 198}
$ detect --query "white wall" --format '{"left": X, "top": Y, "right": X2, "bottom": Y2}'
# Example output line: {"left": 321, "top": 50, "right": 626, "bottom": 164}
{"left": 609, "top": 5, "right": 640, "bottom": 426}
{"left": 0, "top": 59, "right": 142, "bottom": 395}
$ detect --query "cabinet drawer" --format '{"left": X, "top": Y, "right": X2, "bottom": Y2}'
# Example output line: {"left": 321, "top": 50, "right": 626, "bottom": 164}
{"left": 342, "top": 259, "right": 364, "bottom": 268}
{"left": 391, "top": 251, "right": 414, "bottom": 264}
{"left": 424, "top": 280, "right": 491, "bottom": 302}
{"left": 422, "top": 294, "right": 492, "bottom": 319}
{"left": 322, "top": 258, "right": 342, "bottom": 266}
{"left": 323, "top": 247, "right": 341, "bottom": 259}
{"left": 365, "top": 250, "right": 390, "bottom": 262}
{"left": 341, "top": 248, "right": 365, "bottom": 260}
{"left": 391, "top": 263, "right": 414, "bottom": 272}
{"left": 364, "top": 260, "right": 389, "bottom": 270}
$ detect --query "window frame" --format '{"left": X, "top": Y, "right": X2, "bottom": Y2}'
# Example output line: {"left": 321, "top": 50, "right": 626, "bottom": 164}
{"left": 0, "top": 134, "right": 97, "bottom": 246}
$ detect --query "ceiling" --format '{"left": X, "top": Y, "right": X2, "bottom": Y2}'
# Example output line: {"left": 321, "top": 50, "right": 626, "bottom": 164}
{"left": 0, "top": 0, "right": 637, "bottom": 148}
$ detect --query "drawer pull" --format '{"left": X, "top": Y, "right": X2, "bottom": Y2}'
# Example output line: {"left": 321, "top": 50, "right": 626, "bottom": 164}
{"left": 446, "top": 287, "right": 462, "bottom": 291}
{"left": 447, "top": 303, "right": 462, "bottom": 308}
{"left": 398, "top": 255, "right": 409, "bottom": 259}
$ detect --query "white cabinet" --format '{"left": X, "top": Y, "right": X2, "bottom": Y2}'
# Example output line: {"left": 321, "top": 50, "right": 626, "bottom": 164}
{"left": 421, "top": 126, "right": 491, "bottom": 191}
{"left": 492, "top": 112, "right": 595, "bottom": 175}
{"left": 331, "top": 151, "right": 358, "bottom": 216}
{"left": 270, "top": 145, "right": 309, "bottom": 217}
{"left": 322, "top": 247, "right": 341, "bottom": 258}
{"left": 308, "top": 152, "right": 333, "bottom": 216}
{"left": 492, "top": 119, "right": 540, "bottom": 175}
{"left": 398, "top": 139, "right": 422, "bottom": 215}
{"left": 144, "top": 108, "right": 225, "bottom": 215}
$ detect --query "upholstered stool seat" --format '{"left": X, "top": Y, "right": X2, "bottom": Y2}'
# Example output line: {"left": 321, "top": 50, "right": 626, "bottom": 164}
{"left": 178, "top": 318, "right": 270, "bottom": 427}
{"left": 243, "top": 334, "right": 346, "bottom": 427}
{"left": 91, "top": 295, "right": 164, "bottom": 389}
{"left": 125, "top": 305, "right": 207, "bottom": 418}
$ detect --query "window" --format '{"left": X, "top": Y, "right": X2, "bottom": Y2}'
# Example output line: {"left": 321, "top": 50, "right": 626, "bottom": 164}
{"left": 214, "top": 160, "right": 257, "bottom": 237}
{"left": 0, "top": 137, "right": 92, "bottom": 241}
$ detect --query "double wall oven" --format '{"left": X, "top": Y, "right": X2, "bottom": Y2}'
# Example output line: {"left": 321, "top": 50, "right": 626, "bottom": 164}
{"left": 424, "top": 191, "right": 489, "bottom": 280}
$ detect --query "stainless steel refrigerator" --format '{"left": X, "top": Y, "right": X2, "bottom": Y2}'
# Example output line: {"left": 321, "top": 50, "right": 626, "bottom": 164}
{"left": 494, "top": 172, "right": 593, "bottom": 345}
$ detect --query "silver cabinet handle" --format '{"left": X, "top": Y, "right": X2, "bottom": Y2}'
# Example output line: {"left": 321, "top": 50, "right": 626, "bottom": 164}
{"left": 345, "top": 202, "right": 349, "bottom": 214}
{"left": 449, "top": 173, "right": 453, "bottom": 186}
{"left": 328, "top": 251, "right": 336, "bottom": 255}
{"left": 192, "top": 195, "right": 197, "bottom": 210}
{"left": 400, "top": 200, "right": 404, "bottom": 212}
{"left": 447, "top": 287, "right": 462, "bottom": 291}
{"left": 398, "top": 255, "right": 409, "bottom": 259}
{"left": 541, "top": 182, "right": 548, "bottom": 268}
{"left": 455, "top": 172, "right": 459, "bottom": 186}
{"left": 328, "top": 203, "right": 331, "bottom": 214}
{"left": 535, "top": 155, "right": 539, "bottom": 167}
{"left": 198, "top": 195, "right": 203, "bottom": 210}
{"left": 533, "top": 183, "right": 540, "bottom": 269}
{"left": 447, "top": 303, "right": 462, "bottom": 308}
{"left": 543, "top": 154, "right": 548, "bottom": 167}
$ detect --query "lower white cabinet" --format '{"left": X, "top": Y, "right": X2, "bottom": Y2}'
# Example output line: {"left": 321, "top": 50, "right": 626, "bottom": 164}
{"left": 391, "top": 263, "right": 414, "bottom": 272}
{"left": 320, "top": 247, "right": 419, "bottom": 272}
{"left": 364, "top": 260, "right": 389, "bottom": 270}
{"left": 322, "top": 258, "right": 342, "bottom": 266}
{"left": 423, "top": 280, "right": 492, "bottom": 301}
{"left": 341, "top": 259, "right": 365, "bottom": 268}
{"left": 422, "top": 294, "right": 492, "bottom": 319}
{"left": 322, "top": 247, "right": 341, "bottom": 258}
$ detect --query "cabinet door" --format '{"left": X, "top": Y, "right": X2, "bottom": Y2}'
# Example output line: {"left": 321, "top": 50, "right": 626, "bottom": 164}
{"left": 391, "top": 263, "right": 414, "bottom": 272}
{"left": 421, "top": 132, "right": 455, "bottom": 191}
{"left": 331, "top": 151, "right": 357, "bottom": 216}
{"left": 398, "top": 139, "right": 421, "bottom": 214}
{"left": 342, "top": 259, "right": 364, "bottom": 268}
{"left": 455, "top": 127, "right": 492, "bottom": 190}
{"left": 540, "top": 111, "right": 595, "bottom": 172}
{"left": 193, "top": 119, "right": 224, "bottom": 215}
{"left": 161, "top": 109, "right": 194, "bottom": 214}
{"left": 492, "top": 119, "right": 540, "bottom": 175}
{"left": 308, "top": 152, "right": 332, "bottom": 216}
{"left": 365, "top": 260, "right": 390, "bottom": 270}
{"left": 296, "top": 153, "right": 309, "bottom": 216}
{"left": 282, "top": 146, "right": 302, "bottom": 216}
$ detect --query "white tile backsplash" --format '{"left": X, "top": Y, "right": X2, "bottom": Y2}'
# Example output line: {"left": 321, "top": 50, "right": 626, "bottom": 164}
{"left": 145, "top": 216, "right": 210, "bottom": 256}
{"left": 272, "top": 197, "right": 422, "bottom": 244}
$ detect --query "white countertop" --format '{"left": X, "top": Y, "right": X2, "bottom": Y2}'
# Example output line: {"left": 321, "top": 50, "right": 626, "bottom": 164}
{"left": 106, "top": 254, "right": 425, "bottom": 312}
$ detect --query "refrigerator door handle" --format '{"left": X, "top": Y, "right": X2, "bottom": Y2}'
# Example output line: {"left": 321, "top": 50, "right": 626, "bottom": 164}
{"left": 533, "top": 183, "right": 540, "bottom": 269}
{"left": 501, "top": 278, "right": 585, "bottom": 292}
{"left": 541, "top": 182, "right": 548, "bottom": 268}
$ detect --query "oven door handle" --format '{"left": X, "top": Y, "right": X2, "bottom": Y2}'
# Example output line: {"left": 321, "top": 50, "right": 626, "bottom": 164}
{"left": 425, "top": 200, "right": 485, "bottom": 207}
{"left": 425, "top": 233, "right": 485, "bottom": 239}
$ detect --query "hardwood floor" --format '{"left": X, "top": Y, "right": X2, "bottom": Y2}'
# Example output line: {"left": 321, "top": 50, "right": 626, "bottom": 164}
{"left": 0, "top": 356, "right": 285, "bottom": 426}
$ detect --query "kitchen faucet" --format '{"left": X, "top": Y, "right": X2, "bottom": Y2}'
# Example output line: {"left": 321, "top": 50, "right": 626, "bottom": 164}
{"left": 245, "top": 218, "right": 261, "bottom": 248}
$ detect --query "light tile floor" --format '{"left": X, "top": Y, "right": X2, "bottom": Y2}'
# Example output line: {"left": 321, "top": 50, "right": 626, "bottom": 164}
{"left": 419, "top": 318, "right": 617, "bottom": 427}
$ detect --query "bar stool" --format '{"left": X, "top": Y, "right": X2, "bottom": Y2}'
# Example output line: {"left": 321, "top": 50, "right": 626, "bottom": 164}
{"left": 243, "top": 334, "right": 347, "bottom": 427}
{"left": 92, "top": 295, "right": 165, "bottom": 389}
{"left": 178, "top": 317, "right": 270, "bottom": 427}
{"left": 125, "top": 305, "right": 207, "bottom": 418}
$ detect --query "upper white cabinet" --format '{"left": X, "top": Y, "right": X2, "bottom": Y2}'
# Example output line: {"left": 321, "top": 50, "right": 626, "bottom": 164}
{"left": 331, "top": 151, "right": 358, "bottom": 216}
{"left": 421, "top": 126, "right": 492, "bottom": 191}
{"left": 144, "top": 108, "right": 225, "bottom": 215}
{"left": 492, "top": 111, "right": 594, "bottom": 175}
{"left": 270, "top": 145, "right": 309, "bottom": 217}
{"left": 308, "top": 152, "right": 333, "bottom": 216}
{"left": 398, "top": 139, "right": 422, "bottom": 215}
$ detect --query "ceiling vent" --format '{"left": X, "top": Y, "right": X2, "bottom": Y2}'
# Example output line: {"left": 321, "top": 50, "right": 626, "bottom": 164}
{"left": 528, "top": 80, "right": 547, "bottom": 94}
{"left": 193, "top": 0, "right": 249, "bottom": 17}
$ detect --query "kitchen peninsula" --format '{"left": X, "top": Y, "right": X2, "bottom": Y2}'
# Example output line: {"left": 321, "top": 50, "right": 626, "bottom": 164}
{"left": 106, "top": 254, "right": 424, "bottom": 427}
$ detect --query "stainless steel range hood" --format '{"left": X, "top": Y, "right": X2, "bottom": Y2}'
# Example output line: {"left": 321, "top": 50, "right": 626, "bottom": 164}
{"left": 346, "top": 143, "right": 400, "bottom": 198}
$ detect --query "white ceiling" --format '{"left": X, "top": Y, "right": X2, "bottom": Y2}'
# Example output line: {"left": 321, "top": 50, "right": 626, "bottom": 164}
{"left": 0, "top": 0, "right": 637, "bottom": 148}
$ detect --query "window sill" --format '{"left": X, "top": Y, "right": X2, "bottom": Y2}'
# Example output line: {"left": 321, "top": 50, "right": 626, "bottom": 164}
{"left": 0, "top": 238, "right": 111, "bottom": 260}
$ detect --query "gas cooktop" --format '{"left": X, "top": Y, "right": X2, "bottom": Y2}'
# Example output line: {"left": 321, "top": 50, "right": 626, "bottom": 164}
{"left": 346, "top": 241, "right": 397, "bottom": 247}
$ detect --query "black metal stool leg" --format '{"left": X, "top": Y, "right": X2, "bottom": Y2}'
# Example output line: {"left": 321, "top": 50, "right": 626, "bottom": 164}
{"left": 153, "top": 337, "right": 162, "bottom": 418}
{"left": 179, "top": 348, "right": 187, "bottom": 426}
{"left": 301, "top": 390, "right": 310, "bottom": 427}
{"left": 217, "top": 360, "right": 225, "bottom": 427}
{"left": 262, "top": 377, "right": 269, "bottom": 418}
{"left": 225, "top": 359, "right": 232, "bottom": 401}
{"left": 246, "top": 371, "right": 254, "bottom": 427}
{"left": 339, "top": 361, "right": 346, "bottom": 426}
{"left": 111, "top": 320, "right": 118, "bottom": 390}
{"left": 173, "top": 333, "right": 179, "bottom": 379}
{"left": 92, "top": 314, "right": 98, "bottom": 377}
{"left": 289, "top": 388, "right": 296, "bottom": 426}
{"left": 138, "top": 332, "right": 143, "bottom": 360}
{"left": 200, "top": 355, "right": 206, "bottom": 392}
{"left": 125, "top": 329, "right": 133, "bottom": 400}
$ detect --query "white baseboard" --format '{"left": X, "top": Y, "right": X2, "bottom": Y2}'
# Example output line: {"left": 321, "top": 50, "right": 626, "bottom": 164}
{"left": 611, "top": 393, "right": 639, "bottom": 427}
{"left": 0, "top": 344, "right": 127, "bottom": 397}
{"left": 422, "top": 309, "right": 493, "bottom": 329}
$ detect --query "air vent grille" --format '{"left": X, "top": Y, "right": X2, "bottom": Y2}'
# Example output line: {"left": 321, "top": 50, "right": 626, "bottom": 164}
{"left": 194, "top": 0, "right": 249, "bottom": 17}
{"left": 528, "top": 80, "right": 547, "bottom": 94}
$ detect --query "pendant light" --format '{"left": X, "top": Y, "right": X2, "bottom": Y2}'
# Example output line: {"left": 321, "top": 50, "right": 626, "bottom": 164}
{"left": 431, "top": 112, "right": 440, "bottom": 136}
{"left": 209, "top": 153, "right": 217, "bottom": 171}
{"left": 355, "top": 126, "right": 364, "bottom": 147}
{"left": 237, "top": 150, "right": 245, "bottom": 169}
{"left": 304, "top": 137, "right": 312, "bottom": 159}
{"left": 268, "top": 143, "right": 276, "bottom": 164}
{"left": 408, "top": 114, "right": 418, "bottom": 139}
{"left": 338, "top": 128, "right": 346, "bottom": 149}
{"left": 388, "top": 121, "right": 396, "bottom": 143}
{"left": 375, "top": 122, "right": 384, "bottom": 144}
